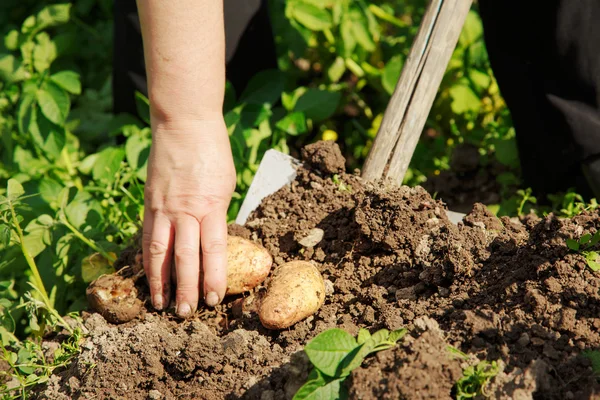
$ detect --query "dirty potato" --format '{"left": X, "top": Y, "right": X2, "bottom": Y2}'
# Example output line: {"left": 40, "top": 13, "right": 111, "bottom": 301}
{"left": 86, "top": 274, "right": 142, "bottom": 324}
{"left": 259, "top": 261, "right": 325, "bottom": 329}
{"left": 219, "top": 235, "right": 273, "bottom": 296}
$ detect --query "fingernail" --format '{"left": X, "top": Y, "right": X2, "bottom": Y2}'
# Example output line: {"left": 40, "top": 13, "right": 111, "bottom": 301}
{"left": 177, "top": 303, "right": 192, "bottom": 318}
{"left": 153, "top": 294, "right": 163, "bottom": 310}
{"left": 205, "top": 291, "right": 220, "bottom": 307}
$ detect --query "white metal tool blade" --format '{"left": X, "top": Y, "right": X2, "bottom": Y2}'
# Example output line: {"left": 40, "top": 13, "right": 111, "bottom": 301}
{"left": 235, "top": 150, "right": 465, "bottom": 225}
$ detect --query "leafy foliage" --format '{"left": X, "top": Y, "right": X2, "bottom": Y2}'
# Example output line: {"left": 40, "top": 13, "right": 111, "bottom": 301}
{"left": 566, "top": 231, "right": 600, "bottom": 272}
{"left": 294, "top": 327, "right": 407, "bottom": 399}
{"left": 455, "top": 360, "right": 500, "bottom": 400}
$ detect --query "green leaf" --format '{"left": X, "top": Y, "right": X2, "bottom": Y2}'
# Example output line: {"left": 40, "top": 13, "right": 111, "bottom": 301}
{"left": 37, "top": 80, "right": 70, "bottom": 125}
{"left": 275, "top": 112, "right": 307, "bottom": 136}
{"left": 304, "top": 328, "right": 358, "bottom": 377}
{"left": 78, "top": 153, "right": 99, "bottom": 175}
{"left": 351, "top": 18, "right": 376, "bottom": 52}
{"left": 126, "top": 134, "right": 151, "bottom": 181}
{"left": 459, "top": 10, "right": 483, "bottom": 47}
{"left": 449, "top": 83, "right": 480, "bottom": 114}
{"left": 491, "top": 138, "right": 519, "bottom": 169}
{"left": 468, "top": 68, "right": 491, "bottom": 94}
{"left": 293, "top": 375, "right": 345, "bottom": 400}
{"left": 585, "top": 252, "right": 600, "bottom": 272}
{"left": 17, "top": 91, "right": 37, "bottom": 135}
{"left": 590, "top": 231, "right": 600, "bottom": 247}
{"left": 382, "top": 55, "right": 403, "bottom": 95}
{"left": 93, "top": 147, "right": 126, "bottom": 183}
{"left": 135, "top": 91, "right": 151, "bottom": 124}
{"left": 81, "top": 253, "right": 116, "bottom": 283}
{"left": 241, "top": 103, "right": 273, "bottom": 127}
{"left": 583, "top": 350, "right": 600, "bottom": 375}
{"left": 23, "top": 215, "right": 54, "bottom": 258}
{"left": 566, "top": 238, "right": 580, "bottom": 252}
{"left": 0, "top": 309, "right": 15, "bottom": 334}
{"left": 0, "top": 225, "right": 11, "bottom": 247}
{"left": 39, "top": 178, "right": 64, "bottom": 206}
{"left": 580, "top": 234, "right": 592, "bottom": 245}
{"left": 7, "top": 179, "right": 25, "bottom": 200}
{"left": 30, "top": 110, "right": 66, "bottom": 159}
{"left": 292, "top": 2, "right": 333, "bottom": 31}
{"left": 328, "top": 57, "right": 346, "bottom": 83}
{"left": 50, "top": 71, "right": 81, "bottom": 94}
{"left": 389, "top": 328, "right": 407, "bottom": 343}
{"left": 0, "top": 54, "right": 21, "bottom": 82}
{"left": 4, "top": 30, "right": 20, "bottom": 50}
{"left": 294, "top": 89, "right": 341, "bottom": 122}
{"left": 17, "top": 348, "right": 35, "bottom": 374}
{"left": 32, "top": 33, "right": 57, "bottom": 72}
{"left": 38, "top": 3, "right": 71, "bottom": 27}
{"left": 340, "top": 19, "right": 356, "bottom": 57}
{"left": 240, "top": 70, "right": 285, "bottom": 105}
{"left": 64, "top": 190, "right": 103, "bottom": 229}
{"left": 357, "top": 328, "right": 371, "bottom": 345}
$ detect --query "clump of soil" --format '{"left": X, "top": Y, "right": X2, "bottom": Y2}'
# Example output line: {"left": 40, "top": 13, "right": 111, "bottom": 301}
{"left": 300, "top": 140, "right": 346, "bottom": 174}
{"left": 348, "top": 317, "right": 463, "bottom": 400}
{"left": 39, "top": 141, "right": 600, "bottom": 399}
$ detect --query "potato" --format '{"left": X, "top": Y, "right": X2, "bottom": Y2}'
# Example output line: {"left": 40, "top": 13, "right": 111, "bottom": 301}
{"left": 87, "top": 274, "right": 142, "bottom": 324}
{"left": 259, "top": 261, "right": 325, "bottom": 329}
{"left": 199, "top": 235, "right": 272, "bottom": 296}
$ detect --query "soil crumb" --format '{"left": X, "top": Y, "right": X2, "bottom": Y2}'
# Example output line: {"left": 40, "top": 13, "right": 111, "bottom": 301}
{"left": 301, "top": 140, "right": 346, "bottom": 174}
{"left": 38, "top": 141, "right": 600, "bottom": 400}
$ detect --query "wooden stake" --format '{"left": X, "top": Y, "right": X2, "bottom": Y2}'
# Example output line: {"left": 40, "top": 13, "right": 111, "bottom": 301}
{"left": 361, "top": 0, "right": 474, "bottom": 184}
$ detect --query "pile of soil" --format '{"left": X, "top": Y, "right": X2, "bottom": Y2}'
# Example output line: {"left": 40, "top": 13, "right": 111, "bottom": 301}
{"left": 39, "top": 141, "right": 600, "bottom": 399}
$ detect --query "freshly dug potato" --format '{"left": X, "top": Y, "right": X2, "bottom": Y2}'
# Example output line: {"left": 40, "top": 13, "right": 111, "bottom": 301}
{"left": 226, "top": 236, "right": 272, "bottom": 295}
{"left": 202, "top": 235, "right": 272, "bottom": 296}
{"left": 259, "top": 261, "right": 325, "bottom": 329}
{"left": 86, "top": 274, "right": 142, "bottom": 324}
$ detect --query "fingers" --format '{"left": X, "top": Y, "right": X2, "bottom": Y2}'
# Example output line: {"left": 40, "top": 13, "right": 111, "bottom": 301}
{"left": 142, "top": 211, "right": 173, "bottom": 311}
{"left": 200, "top": 211, "right": 228, "bottom": 307}
{"left": 174, "top": 216, "right": 201, "bottom": 317}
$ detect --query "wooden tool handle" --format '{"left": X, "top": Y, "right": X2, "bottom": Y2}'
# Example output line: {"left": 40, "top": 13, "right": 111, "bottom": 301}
{"left": 362, "top": 0, "right": 474, "bottom": 184}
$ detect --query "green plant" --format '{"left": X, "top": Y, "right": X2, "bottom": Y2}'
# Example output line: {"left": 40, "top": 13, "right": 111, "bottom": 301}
{"left": 548, "top": 189, "right": 599, "bottom": 218}
{"left": 566, "top": 231, "right": 600, "bottom": 272}
{"left": 0, "top": 308, "right": 83, "bottom": 399}
{"left": 455, "top": 360, "right": 500, "bottom": 400}
{"left": 294, "top": 327, "right": 406, "bottom": 399}
{"left": 583, "top": 350, "right": 600, "bottom": 378}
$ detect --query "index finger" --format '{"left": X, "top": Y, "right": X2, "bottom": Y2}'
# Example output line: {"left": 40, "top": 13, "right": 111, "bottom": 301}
{"left": 200, "top": 211, "right": 228, "bottom": 307}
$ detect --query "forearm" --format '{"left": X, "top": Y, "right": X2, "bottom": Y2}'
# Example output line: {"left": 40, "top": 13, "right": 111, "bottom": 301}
{"left": 137, "top": 0, "right": 225, "bottom": 125}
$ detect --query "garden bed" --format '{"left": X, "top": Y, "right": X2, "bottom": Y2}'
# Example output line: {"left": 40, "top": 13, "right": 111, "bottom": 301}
{"left": 39, "top": 142, "right": 600, "bottom": 399}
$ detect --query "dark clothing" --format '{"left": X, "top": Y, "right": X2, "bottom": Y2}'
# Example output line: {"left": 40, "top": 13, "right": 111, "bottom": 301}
{"left": 479, "top": 0, "right": 600, "bottom": 198}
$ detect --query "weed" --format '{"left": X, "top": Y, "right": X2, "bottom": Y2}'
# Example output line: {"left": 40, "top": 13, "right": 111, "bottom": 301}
{"left": 549, "top": 189, "right": 599, "bottom": 218}
{"left": 583, "top": 350, "right": 600, "bottom": 378}
{"left": 566, "top": 231, "right": 600, "bottom": 272}
{"left": 455, "top": 360, "right": 500, "bottom": 400}
{"left": 332, "top": 174, "right": 351, "bottom": 192}
{"left": 294, "top": 327, "right": 407, "bottom": 399}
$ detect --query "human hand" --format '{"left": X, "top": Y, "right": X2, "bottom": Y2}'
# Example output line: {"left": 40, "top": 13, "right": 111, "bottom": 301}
{"left": 142, "top": 118, "right": 235, "bottom": 317}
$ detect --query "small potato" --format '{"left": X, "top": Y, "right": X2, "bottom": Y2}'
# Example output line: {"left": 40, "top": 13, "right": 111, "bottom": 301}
{"left": 259, "top": 261, "right": 325, "bottom": 329}
{"left": 203, "top": 235, "right": 272, "bottom": 296}
{"left": 87, "top": 274, "right": 142, "bottom": 324}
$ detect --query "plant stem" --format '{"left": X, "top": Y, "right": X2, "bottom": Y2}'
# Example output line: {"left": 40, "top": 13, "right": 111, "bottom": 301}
{"left": 10, "top": 206, "right": 49, "bottom": 302}
{"left": 9, "top": 203, "right": 73, "bottom": 334}
{"left": 59, "top": 214, "right": 116, "bottom": 263}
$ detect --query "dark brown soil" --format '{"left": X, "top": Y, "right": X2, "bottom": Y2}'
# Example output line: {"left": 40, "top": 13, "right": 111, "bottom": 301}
{"left": 424, "top": 143, "right": 513, "bottom": 213}
{"left": 38, "top": 141, "right": 600, "bottom": 399}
